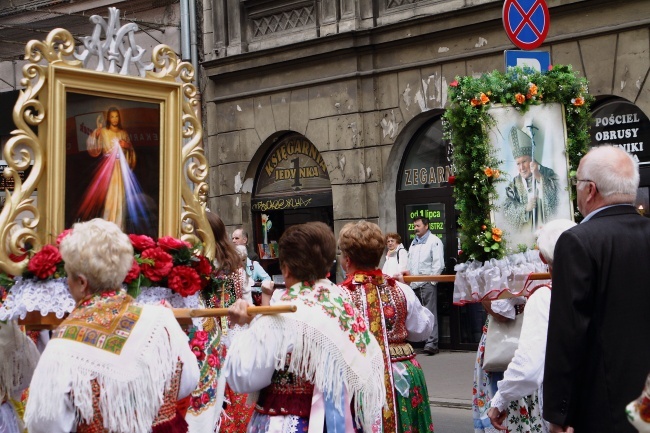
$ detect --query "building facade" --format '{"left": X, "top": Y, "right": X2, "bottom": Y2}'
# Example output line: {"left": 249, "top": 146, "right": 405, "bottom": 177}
{"left": 201, "top": 0, "right": 649, "bottom": 348}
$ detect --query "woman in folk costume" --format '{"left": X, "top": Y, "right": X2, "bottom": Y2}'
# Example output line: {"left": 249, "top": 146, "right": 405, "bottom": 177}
{"left": 24, "top": 218, "right": 200, "bottom": 433}
{"left": 0, "top": 320, "right": 40, "bottom": 433}
{"left": 338, "top": 221, "right": 435, "bottom": 433}
{"left": 184, "top": 211, "right": 253, "bottom": 432}
{"left": 223, "top": 222, "right": 386, "bottom": 432}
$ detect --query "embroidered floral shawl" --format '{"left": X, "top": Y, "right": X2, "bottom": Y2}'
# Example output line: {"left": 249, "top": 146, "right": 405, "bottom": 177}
{"left": 224, "top": 279, "right": 386, "bottom": 432}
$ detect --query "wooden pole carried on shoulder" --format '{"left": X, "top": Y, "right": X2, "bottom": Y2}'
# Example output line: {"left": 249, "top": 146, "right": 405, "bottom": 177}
{"left": 173, "top": 304, "right": 297, "bottom": 319}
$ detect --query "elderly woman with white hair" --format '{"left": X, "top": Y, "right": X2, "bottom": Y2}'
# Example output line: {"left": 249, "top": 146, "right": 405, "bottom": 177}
{"left": 25, "top": 218, "right": 199, "bottom": 433}
{"left": 487, "top": 218, "right": 576, "bottom": 432}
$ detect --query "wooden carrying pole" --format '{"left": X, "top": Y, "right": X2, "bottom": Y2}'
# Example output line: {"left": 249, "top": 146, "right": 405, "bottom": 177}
{"left": 402, "top": 272, "right": 550, "bottom": 284}
{"left": 18, "top": 304, "right": 297, "bottom": 330}
{"left": 173, "top": 304, "right": 297, "bottom": 318}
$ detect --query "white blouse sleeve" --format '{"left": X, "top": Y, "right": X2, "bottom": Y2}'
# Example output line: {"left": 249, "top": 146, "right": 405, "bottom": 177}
{"left": 397, "top": 281, "right": 434, "bottom": 342}
{"left": 490, "top": 287, "right": 551, "bottom": 412}
{"left": 223, "top": 316, "right": 277, "bottom": 394}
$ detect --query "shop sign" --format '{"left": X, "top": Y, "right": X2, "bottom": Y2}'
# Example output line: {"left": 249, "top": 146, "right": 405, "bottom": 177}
{"left": 255, "top": 136, "right": 331, "bottom": 196}
{"left": 404, "top": 203, "right": 446, "bottom": 246}
{"left": 251, "top": 192, "right": 333, "bottom": 211}
{"left": 590, "top": 100, "right": 649, "bottom": 165}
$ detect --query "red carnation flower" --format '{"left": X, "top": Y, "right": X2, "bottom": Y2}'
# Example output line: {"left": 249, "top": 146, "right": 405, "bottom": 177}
{"left": 28, "top": 245, "right": 62, "bottom": 279}
{"left": 124, "top": 259, "right": 141, "bottom": 284}
{"left": 157, "top": 236, "right": 191, "bottom": 252}
{"left": 56, "top": 229, "right": 73, "bottom": 245}
{"left": 129, "top": 234, "right": 156, "bottom": 252}
{"left": 447, "top": 175, "right": 456, "bottom": 186}
{"left": 193, "top": 255, "right": 212, "bottom": 276}
{"left": 140, "top": 247, "right": 173, "bottom": 282}
{"left": 168, "top": 265, "right": 202, "bottom": 297}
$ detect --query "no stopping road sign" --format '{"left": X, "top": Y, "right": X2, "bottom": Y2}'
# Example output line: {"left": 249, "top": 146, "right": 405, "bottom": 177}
{"left": 503, "top": 0, "right": 550, "bottom": 50}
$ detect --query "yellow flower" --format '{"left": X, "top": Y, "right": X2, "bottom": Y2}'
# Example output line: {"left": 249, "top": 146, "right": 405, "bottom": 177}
{"left": 371, "top": 322, "right": 380, "bottom": 333}
{"left": 367, "top": 291, "right": 377, "bottom": 303}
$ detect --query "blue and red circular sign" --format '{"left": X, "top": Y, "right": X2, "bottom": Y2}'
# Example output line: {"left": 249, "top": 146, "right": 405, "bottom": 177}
{"left": 503, "top": 0, "right": 550, "bottom": 50}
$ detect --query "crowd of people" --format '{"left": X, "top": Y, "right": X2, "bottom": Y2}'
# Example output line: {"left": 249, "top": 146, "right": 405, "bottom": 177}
{"left": 1, "top": 144, "right": 649, "bottom": 433}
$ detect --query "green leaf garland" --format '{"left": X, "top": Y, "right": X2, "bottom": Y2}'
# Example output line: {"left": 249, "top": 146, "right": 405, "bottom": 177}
{"left": 442, "top": 65, "right": 594, "bottom": 262}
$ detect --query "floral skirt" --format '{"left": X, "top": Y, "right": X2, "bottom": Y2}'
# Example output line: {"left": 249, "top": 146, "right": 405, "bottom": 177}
{"left": 393, "top": 357, "right": 435, "bottom": 433}
{"left": 472, "top": 322, "right": 544, "bottom": 433}
{"left": 221, "top": 384, "right": 256, "bottom": 433}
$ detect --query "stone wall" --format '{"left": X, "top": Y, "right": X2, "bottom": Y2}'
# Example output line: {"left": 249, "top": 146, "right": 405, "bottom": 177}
{"left": 201, "top": 0, "right": 650, "bottom": 234}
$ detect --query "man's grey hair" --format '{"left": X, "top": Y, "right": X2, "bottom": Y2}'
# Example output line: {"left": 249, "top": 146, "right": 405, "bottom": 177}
{"left": 580, "top": 145, "right": 639, "bottom": 200}
{"left": 536, "top": 219, "right": 577, "bottom": 265}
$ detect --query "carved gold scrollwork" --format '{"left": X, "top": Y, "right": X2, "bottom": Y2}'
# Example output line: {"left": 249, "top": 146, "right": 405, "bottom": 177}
{"left": 0, "top": 12, "right": 214, "bottom": 275}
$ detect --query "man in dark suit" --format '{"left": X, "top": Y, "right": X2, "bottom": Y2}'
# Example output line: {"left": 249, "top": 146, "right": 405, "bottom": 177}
{"left": 543, "top": 145, "right": 650, "bottom": 432}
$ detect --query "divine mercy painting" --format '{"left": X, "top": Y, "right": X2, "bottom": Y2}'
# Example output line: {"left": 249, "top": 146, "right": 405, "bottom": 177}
{"left": 65, "top": 93, "right": 160, "bottom": 237}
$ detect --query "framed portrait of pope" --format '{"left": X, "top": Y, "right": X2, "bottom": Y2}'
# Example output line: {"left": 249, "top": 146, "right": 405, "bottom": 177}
{"left": 487, "top": 103, "right": 574, "bottom": 250}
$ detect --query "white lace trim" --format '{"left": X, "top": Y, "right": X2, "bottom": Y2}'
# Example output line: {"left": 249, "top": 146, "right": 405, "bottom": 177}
{"left": 453, "top": 250, "right": 550, "bottom": 304}
{"left": 0, "top": 278, "right": 74, "bottom": 321}
{"left": 135, "top": 287, "right": 202, "bottom": 328}
{"left": 0, "top": 281, "right": 200, "bottom": 325}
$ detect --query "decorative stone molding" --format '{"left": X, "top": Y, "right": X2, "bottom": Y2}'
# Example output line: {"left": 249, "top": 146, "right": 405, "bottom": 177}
{"left": 251, "top": 5, "right": 315, "bottom": 38}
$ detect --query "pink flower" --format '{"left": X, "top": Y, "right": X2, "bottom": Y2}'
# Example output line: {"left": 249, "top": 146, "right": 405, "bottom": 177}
{"left": 450, "top": 80, "right": 459, "bottom": 87}
{"left": 194, "top": 330, "right": 209, "bottom": 342}
{"left": 207, "top": 354, "right": 219, "bottom": 367}
{"left": 56, "top": 229, "right": 73, "bottom": 245}
{"left": 129, "top": 234, "right": 156, "bottom": 252}
{"left": 157, "top": 236, "right": 191, "bottom": 252}
{"left": 355, "top": 316, "right": 367, "bottom": 332}
{"left": 343, "top": 302, "right": 354, "bottom": 316}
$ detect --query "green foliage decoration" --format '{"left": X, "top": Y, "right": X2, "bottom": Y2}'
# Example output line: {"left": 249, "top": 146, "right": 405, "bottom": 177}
{"left": 442, "top": 65, "right": 594, "bottom": 262}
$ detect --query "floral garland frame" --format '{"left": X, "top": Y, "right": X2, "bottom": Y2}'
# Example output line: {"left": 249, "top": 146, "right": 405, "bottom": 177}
{"left": 442, "top": 65, "right": 594, "bottom": 262}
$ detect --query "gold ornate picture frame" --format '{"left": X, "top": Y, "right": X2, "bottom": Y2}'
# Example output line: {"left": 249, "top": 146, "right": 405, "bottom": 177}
{"left": 0, "top": 13, "right": 214, "bottom": 276}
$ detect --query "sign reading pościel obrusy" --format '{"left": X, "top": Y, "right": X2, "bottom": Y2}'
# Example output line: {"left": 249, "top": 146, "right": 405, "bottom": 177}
{"left": 590, "top": 99, "right": 649, "bottom": 165}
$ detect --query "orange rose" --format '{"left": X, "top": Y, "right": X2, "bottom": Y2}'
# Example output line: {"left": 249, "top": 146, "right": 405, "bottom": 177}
{"left": 492, "top": 234, "right": 502, "bottom": 242}
{"left": 515, "top": 93, "right": 525, "bottom": 104}
{"left": 471, "top": 98, "right": 481, "bottom": 107}
{"left": 528, "top": 84, "right": 538, "bottom": 95}
{"left": 484, "top": 167, "right": 493, "bottom": 177}
{"left": 491, "top": 228, "right": 502, "bottom": 236}
{"left": 480, "top": 93, "right": 490, "bottom": 104}
{"left": 572, "top": 97, "right": 585, "bottom": 106}
{"left": 481, "top": 225, "right": 487, "bottom": 230}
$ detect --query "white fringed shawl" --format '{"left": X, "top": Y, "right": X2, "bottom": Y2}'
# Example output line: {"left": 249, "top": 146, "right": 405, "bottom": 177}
{"left": 0, "top": 320, "right": 40, "bottom": 401}
{"left": 224, "top": 279, "right": 386, "bottom": 432}
{"left": 24, "top": 298, "right": 188, "bottom": 433}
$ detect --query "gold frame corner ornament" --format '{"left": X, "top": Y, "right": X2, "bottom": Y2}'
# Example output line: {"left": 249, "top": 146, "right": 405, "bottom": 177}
{"left": 0, "top": 28, "right": 214, "bottom": 276}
